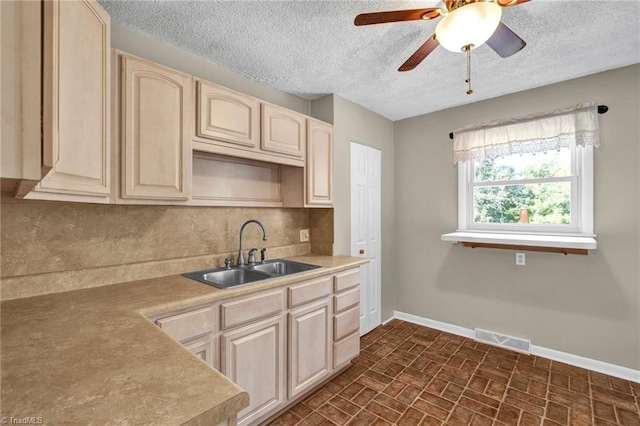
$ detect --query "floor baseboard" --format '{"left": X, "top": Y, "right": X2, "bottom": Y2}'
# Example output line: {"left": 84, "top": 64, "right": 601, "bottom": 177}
{"left": 393, "top": 310, "right": 640, "bottom": 384}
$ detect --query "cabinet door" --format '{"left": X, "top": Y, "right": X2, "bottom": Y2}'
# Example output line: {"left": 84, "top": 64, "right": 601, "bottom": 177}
{"left": 306, "top": 119, "right": 333, "bottom": 206}
{"left": 37, "top": 0, "right": 110, "bottom": 197}
{"left": 261, "top": 103, "right": 305, "bottom": 159}
{"left": 121, "top": 55, "right": 191, "bottom": 200}
{"left": 196, "top": 80, "right": 260, "bottom": 149}
{"left": 288, "top": 298, "right": 331, "bottom": 398}
{"left": 221, "top": 316, "right": 285, "bottom": 426}
{"left": 1, "top": 0, "right": 42, "bottom": 184}
{"left": 184, "top": 338, "right": 215, "bottom": 366}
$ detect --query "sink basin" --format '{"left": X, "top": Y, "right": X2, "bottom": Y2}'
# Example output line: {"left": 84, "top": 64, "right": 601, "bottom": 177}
{"left": 249, "top": 259, "right": 322, "bottom": 276}
{"left": 183, "top": 259, "right": 321, "bottom": 289}
{"left": 183, "top": 268, "right": 271, "bottom": 289}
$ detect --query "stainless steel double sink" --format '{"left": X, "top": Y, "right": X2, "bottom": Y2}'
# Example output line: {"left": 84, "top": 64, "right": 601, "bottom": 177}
{"left": 183, "top": 259, "right": 322, "bottom": 289}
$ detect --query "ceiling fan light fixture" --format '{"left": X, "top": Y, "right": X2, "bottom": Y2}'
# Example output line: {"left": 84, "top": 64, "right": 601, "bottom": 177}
{"left": 435, "top": 2, "right": 502, "bottom": 52}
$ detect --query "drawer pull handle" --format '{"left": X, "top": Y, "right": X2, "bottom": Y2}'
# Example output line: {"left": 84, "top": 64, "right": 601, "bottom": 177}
{"left": 359, "top": 249, "right": 365, "bottom": 254}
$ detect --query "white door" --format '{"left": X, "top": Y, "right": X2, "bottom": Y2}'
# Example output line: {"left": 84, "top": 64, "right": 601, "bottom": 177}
{"left": 351, "top": 142, "right": 381, "bottom": 336}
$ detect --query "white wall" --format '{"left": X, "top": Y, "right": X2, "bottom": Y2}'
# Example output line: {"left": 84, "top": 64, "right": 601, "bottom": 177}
{"left": 394, "top": 65, "right": 640, "bottom": 370}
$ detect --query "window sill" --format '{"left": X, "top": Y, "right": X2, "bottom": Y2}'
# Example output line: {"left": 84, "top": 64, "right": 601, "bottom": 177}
{"left": 441, "top": 231, "right": 597, "bottom": 255}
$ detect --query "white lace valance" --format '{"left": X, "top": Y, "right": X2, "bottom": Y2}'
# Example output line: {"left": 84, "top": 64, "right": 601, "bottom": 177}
{"left": 452, "top": 102, "right": 600, "bottom": 164}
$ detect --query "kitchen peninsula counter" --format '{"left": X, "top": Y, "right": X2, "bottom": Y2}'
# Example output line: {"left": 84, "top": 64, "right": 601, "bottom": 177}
{"left": 1, "top": 255, "right": 368, "bottom": 425}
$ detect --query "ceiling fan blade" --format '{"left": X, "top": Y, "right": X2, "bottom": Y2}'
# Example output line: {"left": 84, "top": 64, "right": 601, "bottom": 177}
{"left": 486, "top": 21, "right": 526, "bottom": 58}
{"left": 399, "top": 34, "right": 439, "bottom": 72}
{"left": 354, "top": 8, "right": 442, "bottom": 26}
{"left": 497, "top": 0, "right": 530, "bottom": 7}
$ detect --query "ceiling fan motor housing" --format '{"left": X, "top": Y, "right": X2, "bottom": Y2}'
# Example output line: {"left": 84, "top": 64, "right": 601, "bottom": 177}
{"left": 436, "top": 2, "right": 503, "bottom": 52}
{"left": 445, "top": 0, "right": 518, "bottom": 11}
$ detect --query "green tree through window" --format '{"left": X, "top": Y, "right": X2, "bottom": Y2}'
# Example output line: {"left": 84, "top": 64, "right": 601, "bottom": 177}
{"left": 473, "top": 154, "right": 571, "bottom": 225}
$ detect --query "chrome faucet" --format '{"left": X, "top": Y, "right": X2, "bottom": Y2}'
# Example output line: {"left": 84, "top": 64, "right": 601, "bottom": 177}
{"left": 237, "top": 220, "right": 267, "bottom": 267}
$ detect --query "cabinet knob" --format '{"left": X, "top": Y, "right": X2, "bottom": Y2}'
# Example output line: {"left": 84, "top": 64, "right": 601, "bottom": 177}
{"left": 359, "top": 249, "right": 365, "bottom": 254}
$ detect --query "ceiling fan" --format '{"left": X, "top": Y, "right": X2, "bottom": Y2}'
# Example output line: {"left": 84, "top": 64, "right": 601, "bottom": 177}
{"left": 355, "top": 0, "right": 529, "bottom": 93}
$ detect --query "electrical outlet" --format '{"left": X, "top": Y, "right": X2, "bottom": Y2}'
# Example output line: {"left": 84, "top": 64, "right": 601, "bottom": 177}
{"left": 299, "top": 229, "right": 310, "bottom": 242}
{"left": 515, "top": 252, "right": 526, "bottom": 266}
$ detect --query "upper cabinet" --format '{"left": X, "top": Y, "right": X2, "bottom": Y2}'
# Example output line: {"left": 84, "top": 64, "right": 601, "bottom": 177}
{"left": 0, "top": 0, "right": 42, "bottom": 186}
{"left": 306, "top": 119, "right": 333, "bottom": 206}
{"left": 29, "top": 0, "right": 111, "bottom": 202}
{"left": 261, "top": 103, "right": 306, "bottom": 160}
{"left": 1, "top": 1, "right": 333, "bottom": 208}
{"left": 120, "top": 54, "right": 191, "bottom": 200}
{"left": 193, "top": 85, "right": 306, "bottom": 168}
{"left": 195, "top": 80, "right": 260, "bottom": 150}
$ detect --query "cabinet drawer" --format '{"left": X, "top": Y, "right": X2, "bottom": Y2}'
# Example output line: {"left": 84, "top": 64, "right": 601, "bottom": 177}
{"left": 288, "top": 276, "right": 332, "bottom": 308}
{"left": 334, "top": 268, "right": 359, "bottom": 293}
{"left": 333, "top": 331, "right": 360, "bottom": 369}
{"left": 333, "top": 305, "right": 360, "bottom": 341}
{"left": 221, "top": 289, "right": 284, "bottom": 330}
{"left": 334, "top": 287, "right": 359, "bottom": 313}
{"left": 157, "top": 306, "right": 215, "bottom": 343}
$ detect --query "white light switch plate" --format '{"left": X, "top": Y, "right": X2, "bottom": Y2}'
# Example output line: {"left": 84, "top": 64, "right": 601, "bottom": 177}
{"left": 300, "top": 229, "right": 310, "bottom": 242}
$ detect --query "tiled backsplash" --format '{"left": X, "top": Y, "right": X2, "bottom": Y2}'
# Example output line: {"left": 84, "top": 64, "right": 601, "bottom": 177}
{"left": 309, "top": 208, "right": 334, "bottom": 256}
{"left": 0, "top": 198, "right": 333, "bottom": 300}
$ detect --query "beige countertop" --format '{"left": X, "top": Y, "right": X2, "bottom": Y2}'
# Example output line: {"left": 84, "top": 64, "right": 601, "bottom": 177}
{"left": 0, "top": 255, "right": 367, "bottom": 425}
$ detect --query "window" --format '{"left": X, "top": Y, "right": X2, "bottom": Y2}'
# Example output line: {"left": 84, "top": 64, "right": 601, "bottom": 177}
{"left": 458, "top": 145, "right": 593, "bottom": 236}
{"left": 443, "top": 102, "right": 599, "bottom": 250}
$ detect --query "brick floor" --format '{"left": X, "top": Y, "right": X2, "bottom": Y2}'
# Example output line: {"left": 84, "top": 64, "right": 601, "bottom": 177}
{"left": 267, "top": 319, "right": 640, "bottom": 426}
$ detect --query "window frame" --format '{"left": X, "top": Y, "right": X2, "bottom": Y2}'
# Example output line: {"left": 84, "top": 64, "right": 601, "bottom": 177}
{"left": 457, "top": 145, "right": 594, "bottom": 237}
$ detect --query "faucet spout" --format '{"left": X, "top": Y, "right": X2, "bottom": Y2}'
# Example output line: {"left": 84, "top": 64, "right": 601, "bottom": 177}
{"left": 237, "top": 220, "right": 268, "bottom": 267}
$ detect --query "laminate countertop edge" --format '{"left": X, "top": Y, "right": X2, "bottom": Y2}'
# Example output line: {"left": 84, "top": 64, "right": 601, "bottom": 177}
{"left": 0, "top": 255, "right": 369, "bottom": 425}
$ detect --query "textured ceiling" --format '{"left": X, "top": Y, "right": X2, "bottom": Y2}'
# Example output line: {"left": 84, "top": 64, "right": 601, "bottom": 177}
{"left": 99, "top": 0, "right": 640, "bottom": 121}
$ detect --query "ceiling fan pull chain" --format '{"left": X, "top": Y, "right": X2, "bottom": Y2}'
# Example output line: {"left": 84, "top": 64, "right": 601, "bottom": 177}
{"left": 464, "top": 44, "right": 473, "bottom": 95}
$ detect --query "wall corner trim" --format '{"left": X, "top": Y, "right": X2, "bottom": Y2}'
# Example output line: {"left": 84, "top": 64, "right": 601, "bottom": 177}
{"left": 393, "top": 311, "right": 640, "bottom": 384}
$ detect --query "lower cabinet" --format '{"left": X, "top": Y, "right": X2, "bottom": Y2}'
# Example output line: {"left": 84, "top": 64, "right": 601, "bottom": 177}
{"left": 220, "top": 315, "right": 286, "bottom": 426}
{"left": 288, "top": 298, "right": 331, "bottom": 398}
{"left": 155, "top": 305, "right": 218, "bottom": 370}
{"left": 154, "top": 266, "right": 361, "bottom": 425}
{"left": 184, "top": 338, "right": 216, "bottom": 366}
